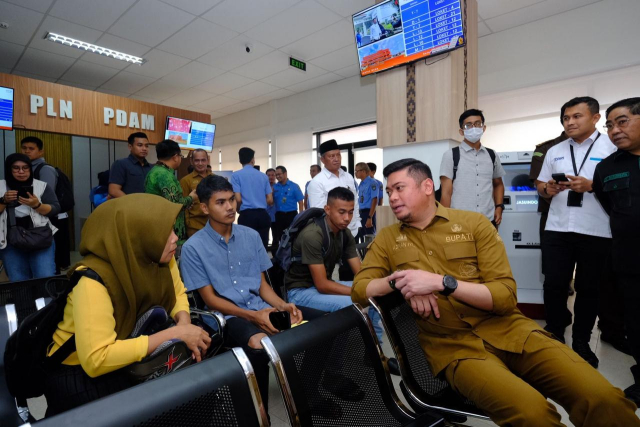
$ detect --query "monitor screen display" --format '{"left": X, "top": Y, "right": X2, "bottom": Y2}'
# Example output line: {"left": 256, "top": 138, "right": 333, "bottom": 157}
{"left": 0, "top": 86, "right": 14, "bottom": 131}
{"left": 353, "top": 0, "right": 465, "bottom": 76}
{"left": 164, "top": 116, "right": 216, "bottom": 152}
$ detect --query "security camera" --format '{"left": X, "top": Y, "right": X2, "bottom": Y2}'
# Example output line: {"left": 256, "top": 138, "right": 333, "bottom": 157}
{"left": 245, "top": 44, "right": 253, "bottom": 53}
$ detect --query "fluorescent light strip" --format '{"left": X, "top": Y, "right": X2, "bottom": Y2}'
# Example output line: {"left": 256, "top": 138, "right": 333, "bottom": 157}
{"left": 45, "top": 32, "right": 145, "bottom": 65}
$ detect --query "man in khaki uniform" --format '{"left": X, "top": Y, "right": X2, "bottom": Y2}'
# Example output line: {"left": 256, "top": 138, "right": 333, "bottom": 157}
{"left": 180, "top": 149, "right": 213, "bottom": 237}
{"left": 352, "top": 158, "right": 639, "bottom": 427}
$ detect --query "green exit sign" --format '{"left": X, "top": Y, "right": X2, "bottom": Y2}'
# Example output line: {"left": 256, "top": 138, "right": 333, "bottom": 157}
{"left": 289, "top": 57, "right": 306, "bottom": 71}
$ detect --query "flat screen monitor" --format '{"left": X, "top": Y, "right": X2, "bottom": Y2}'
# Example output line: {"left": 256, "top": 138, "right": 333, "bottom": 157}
{"left": 0, "top": 86, "right": 14, "bottom": 130}
{"left": 353, "top": 0, "right": 465, "bottom": 76}
{"left": 165, "top": 116, "right": 216, "bottom": 152}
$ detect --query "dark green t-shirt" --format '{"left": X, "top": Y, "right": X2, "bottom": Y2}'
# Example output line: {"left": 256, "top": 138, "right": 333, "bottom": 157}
{"left": 284, "top": 218, "right": 358, "bottom": 290}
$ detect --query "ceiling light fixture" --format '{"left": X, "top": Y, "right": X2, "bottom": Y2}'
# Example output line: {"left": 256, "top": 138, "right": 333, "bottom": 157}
{"left": 44, "top": 32, "right": 145, "bottom": 65}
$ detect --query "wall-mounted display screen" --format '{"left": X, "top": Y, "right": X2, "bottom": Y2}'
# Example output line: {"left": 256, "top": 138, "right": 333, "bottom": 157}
{"left": 353, "top": 0, "right": 465, "bottom": 76}
{"left": 0, "top": 86, "right": 15, "bottom": 131}
{"left": 165, "top": 116, "right": 216, "bottom": 152}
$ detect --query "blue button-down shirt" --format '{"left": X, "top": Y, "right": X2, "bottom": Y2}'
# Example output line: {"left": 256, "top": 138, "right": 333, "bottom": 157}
{"left": 358, "top": 176, "right": 378, "bottom": 209}
{"left": 180, "top": 222, "right": 273, "bottom": 318}
{"left": 375, "top": 178, "right": 383, "bottom": 202}
{"left": 230, "top": 165, "right": 272, "bottom": 211}
{"left": 266, "top": 184, "right": 276, "bottom": 222}
{"left": 273, "top": 179, "right": 304, "bottom": 212}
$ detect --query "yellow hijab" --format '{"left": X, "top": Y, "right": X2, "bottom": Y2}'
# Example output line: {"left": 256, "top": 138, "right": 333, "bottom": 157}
{"left": 69, "top": 194, "right": 181, "bottom": 339}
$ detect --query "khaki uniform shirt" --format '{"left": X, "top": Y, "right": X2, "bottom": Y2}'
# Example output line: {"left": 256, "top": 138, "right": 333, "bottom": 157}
{"left": 352, "top": 203, "right": 543, "bottom": 375}
{"left": 180, "top": 170, "right": 213, "bottom": 237}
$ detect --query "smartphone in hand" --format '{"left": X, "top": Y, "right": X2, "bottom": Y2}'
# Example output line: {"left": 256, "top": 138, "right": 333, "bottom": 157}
{"left": 552, "top": 173, "right": 569, "bottom": 184}
{"left": 18, "top": 186, "right": 34, "bottom": 199}
{"left": 269, "top": 311, "right": 291, "bottom": 331}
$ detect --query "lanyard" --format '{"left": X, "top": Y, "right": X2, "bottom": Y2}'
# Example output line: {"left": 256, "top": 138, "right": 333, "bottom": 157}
{"left": 569, "top": 132, "right": 600, "bottom": 176}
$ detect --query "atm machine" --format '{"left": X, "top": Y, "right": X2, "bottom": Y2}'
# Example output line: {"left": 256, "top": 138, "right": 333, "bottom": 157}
{"left": 497, "top": 151, "right": 544, "bottom": 306}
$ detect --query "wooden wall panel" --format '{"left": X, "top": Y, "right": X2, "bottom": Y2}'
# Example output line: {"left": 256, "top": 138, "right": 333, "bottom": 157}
{"left": 376, "top": 66, "right": 407, "bottom": 148}
{"left": 0, "top": 73, "right": 210, "bottom": 142}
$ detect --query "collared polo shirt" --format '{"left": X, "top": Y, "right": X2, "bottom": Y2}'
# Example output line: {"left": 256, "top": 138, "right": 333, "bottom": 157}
{"left": 180, "top": 222, "right": 273, "bottom": 319}
{"left": 274, "top": 179, "right": 304, "bottom": 212}
{"left": 230, "top": 165, "right": 272, "bottom": 211}
{"left": 440, "top": 142, "right": 505, "bottom": 220}
{"left": 307, "top": 167, "right": 361, "bottom": 237}
{"left": 593, "top": 149, "right": 640, "bottom": 274}
{"left": 109, "top": 154, "right": 151, "bottom": 195}
{"left": 538, "top": 130, "right": 616, "bottom": 238}
{"left": 358, "top": 176, "right": 378, "bottom": 210}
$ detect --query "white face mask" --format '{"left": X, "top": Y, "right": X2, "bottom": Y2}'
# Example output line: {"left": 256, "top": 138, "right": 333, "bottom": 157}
{"left": 464, "top": 127, "right": 484, "bottom": 143}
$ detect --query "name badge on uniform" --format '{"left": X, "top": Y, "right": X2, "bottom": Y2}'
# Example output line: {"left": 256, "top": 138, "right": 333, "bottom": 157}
{"left": 282, "top": 197, "right": 287, "bottom": 204}
{"left": 360, "top": 195, "right": 364, "bottom": 203}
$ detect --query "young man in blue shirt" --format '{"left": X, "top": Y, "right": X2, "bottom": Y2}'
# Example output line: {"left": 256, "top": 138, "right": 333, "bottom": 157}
{"left": 355, "top": 162, "right": 378, "bottom": 243}
{"left": 180, "top": 175, "right": 323, "bottom": 412}
{"left": 272, "top": 165, "right": 304, "bottom": 253}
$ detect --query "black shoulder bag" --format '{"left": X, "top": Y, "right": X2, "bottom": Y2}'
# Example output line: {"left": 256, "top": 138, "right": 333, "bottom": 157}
{"left": 6, "top": 206, "right": 53, "bottom": 251}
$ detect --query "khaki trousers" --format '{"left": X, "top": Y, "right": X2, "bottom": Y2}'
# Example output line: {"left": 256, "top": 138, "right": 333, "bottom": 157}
{"left": 444, "top": 332, "right": 639, "bottom": 427}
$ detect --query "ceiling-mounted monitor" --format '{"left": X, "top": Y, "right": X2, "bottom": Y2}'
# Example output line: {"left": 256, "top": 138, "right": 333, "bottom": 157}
{"left": 0, "top": 86, "right": 15, "bottom": 131}
{"left": 353, "top": 0, "right": 466, "bottom": 76}
{"left": 164, "top": 116, "right": 216, "bottom": 152}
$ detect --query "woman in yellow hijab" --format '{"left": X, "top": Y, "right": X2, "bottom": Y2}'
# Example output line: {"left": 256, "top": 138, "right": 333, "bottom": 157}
{"left": 43, "top": 194, "right": 211, "bottom": 416}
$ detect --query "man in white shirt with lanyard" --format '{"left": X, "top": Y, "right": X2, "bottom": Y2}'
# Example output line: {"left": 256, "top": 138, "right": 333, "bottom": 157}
{"left": 536, "top": 96, "right": 616, "bottom": 368}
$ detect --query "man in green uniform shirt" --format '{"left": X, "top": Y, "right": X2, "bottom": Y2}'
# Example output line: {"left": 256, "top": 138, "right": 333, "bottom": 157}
{"left": 352, "top": 158, "right": 639, "bottom": 426}
{"left": 145, "top": 139, "right": 196, "bottom": 245}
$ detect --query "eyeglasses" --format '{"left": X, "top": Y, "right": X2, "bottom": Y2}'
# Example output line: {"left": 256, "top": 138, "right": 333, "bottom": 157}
{"left": 11, "top": 165, "right": 30, "bottom": 172}
{"left": 603, "top": 117, "right": 638, "bottom": 132}
{"left": 462, "top": 121, "right": 484, "bottom": 130}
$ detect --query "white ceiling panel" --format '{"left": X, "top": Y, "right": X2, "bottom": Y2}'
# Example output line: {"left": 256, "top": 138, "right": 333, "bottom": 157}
{"left": 29, "top": 16, "right": 104, "bottom": 59}
{"left": 0, "top": 2, "right": 44, "bottom": 45}
{"left": 96, "top": 88, "right": 133, "bottom": 97}
{"left": 250, "top": 88, "right": 296, "bottom": 106}
{"left": 308, "top": 45, "right": 357, "bottom": 72}
{"left": 49, "top": 0, "right": 136, "bottom": 32}
{"left": 163, "top": 88, "right": 217, "bottom": 106}
{"left": 195, "top": 72, "right": 254, "bottom": 94}
{"left": 484, "top": 0, "right": 602, "bottom": 33}
{"left": 160, "top": 61, "right": 225, "bottom": 89}
{"left": 315, "top": 0, "right": 375, "bottom": 18}
{"left": 232, "top": 50, "right": 291, "bottom": 80}
{"left": 209, "top": 111, "right": 228, "bottom": 120}
{"left": 100, "top": 71, "right": 156, "bottom": 93}
{"left": 15, "top": 48, "right": 76, "bottom": 79}
{"left": 478, "top": 0, "right": 546, "bottom": 20}
{"left": 281, "top": 19, "right": 355, "bottom": 61}
{"left": 79, "top": 33, "right": 151, "bottom": 70}
{"left": 124, "top": 49, "right": 191, "bottom": 79}
{"left": 3, "top": 0, "right": 53, "bottom": 13}
{"left": 262, "top": 64, "right": 328, "bottom": 88}
{"left": 202, "top": 0, "right": 301, "bottom": 34}
{"left": 108, "top": 0, "right": 195, "bottom": 47}
{"left": 286, "top": 72, "right": 342, "bottom": 93}
{"left": 60, "top": 60, "right": 121, "bottom": 87}
{"left": 133, "top": 80, "right": 183, "bottom": 100}
{"left": 57, "top": 80, "right": 98, "bottom": 91}
{"left": 159, "top": 99, "right": 189, "bottom": 109}
{"left": 0, "top": 40, "right": 25, "bottom": 69}
{"left": 198, "top": 35, "right": 273, "bottom": 71}
{"left": 129, "top": 94, "right": 160, "bottom": 104}
{"left": 157, "top": 18, "right": 237, "bottom": 60}
{"left": 12, "top": 70, "right": 57, "bottom": 83}
{"left": 334, "top": 64, "right": 361, "bottom": 78}
{"left": 159, "top": 0, "right": 223, "bottom": 16}
{"left": 245, "top": 1, "right": 342, "bottom": 49}
{"left": 217, "top": 100, "right": 258, "bottom": 115}
{"left": 193, "top": 95, "right": 239, "bottom": 111}
{"left": 223, "top": 81, "right": 280, "bottom": 101}
{"left": 478, "top": 21, "right": 492, "bottom": 38}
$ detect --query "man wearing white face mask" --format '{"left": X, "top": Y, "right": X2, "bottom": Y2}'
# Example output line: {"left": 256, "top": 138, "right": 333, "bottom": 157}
{"left": 439, "top": 109, "right": 506, "bottom": 226}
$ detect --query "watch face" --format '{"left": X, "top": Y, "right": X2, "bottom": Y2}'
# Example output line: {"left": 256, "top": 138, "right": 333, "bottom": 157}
{"left": 444, "top": 275, "right": 457, "bottom": 290}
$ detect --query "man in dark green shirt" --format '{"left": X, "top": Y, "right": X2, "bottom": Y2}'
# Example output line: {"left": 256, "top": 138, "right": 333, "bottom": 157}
{"left": 145, "top": 140, "right": 196, "bottom": 245}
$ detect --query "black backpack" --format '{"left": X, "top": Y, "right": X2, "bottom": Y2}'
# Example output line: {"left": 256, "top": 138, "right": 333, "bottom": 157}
{"left": 435, "top": 146, "right": 497, "bottom": 202}
{"left": 4, "top": 270, "right": 103, "bottom": 400}
{"left": 274, "top": 207, "right": 348, "bottom": 271}
{"left": 34, "top": 163, "right": 75, "bottom": 213}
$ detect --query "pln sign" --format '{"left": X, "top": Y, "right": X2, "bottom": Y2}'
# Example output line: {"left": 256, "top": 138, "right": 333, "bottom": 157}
{"left": 103, "top": 108, "right": 154, "bottom": 131}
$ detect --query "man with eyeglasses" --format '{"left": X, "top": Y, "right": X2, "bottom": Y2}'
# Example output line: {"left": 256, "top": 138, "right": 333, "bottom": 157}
{"left": 536, "top": 97, "right": 616, "bottom": 368}
{"left": 145, "top": 139, "right": 196, "bottom": 245}
{"left": 439, "top": 109, "right": 506, "bottom": 227}
{"left": 593, "top": 97, "right": 640, "bottom": 404}
{"left": 180, "top": 149, "right": 213, "bottom": 238}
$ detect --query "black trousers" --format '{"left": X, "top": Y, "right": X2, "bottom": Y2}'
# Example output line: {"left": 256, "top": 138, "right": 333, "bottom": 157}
{"left": 356, "top": 209, "right": 376, "bottom": 244}
{"left": 620, "top": 274, "right": 640, "bottom": 377}
{"left": 238, "top": 209, "right": 271, "bottom": 250}
{"left": 598, "top": 255, "right": 626, "bottom": 340}
{"left": 51, "top": 216, "right": 71, "bottom": 273}
{"left": 272, "top": 211, "right": 297, "bottom": 254}
{"left": 542, "top": 231, "right": 611, "bottom": 342}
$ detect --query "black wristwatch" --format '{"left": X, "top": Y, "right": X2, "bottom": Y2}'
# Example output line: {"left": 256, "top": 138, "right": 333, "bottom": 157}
{"left": 0, "top": 196, "right": 5, "bottom": 205}
{"left": 495, "top": 203, "right": 505, "bottom": 210}
{"left": 441, "top": 275, "right": 458, "bottom": 296}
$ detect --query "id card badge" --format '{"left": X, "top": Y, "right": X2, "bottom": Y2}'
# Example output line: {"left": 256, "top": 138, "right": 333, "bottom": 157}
{"left": 567, "top": 190, "right": 583, "bottom": 207}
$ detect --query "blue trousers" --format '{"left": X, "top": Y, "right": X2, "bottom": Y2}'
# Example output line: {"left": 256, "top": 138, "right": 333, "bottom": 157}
{"left": 0, "top": 240, "right": 56, "bottom": 281}
{"left": 288, "top": 281, "right": 384, "bottom": 342}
